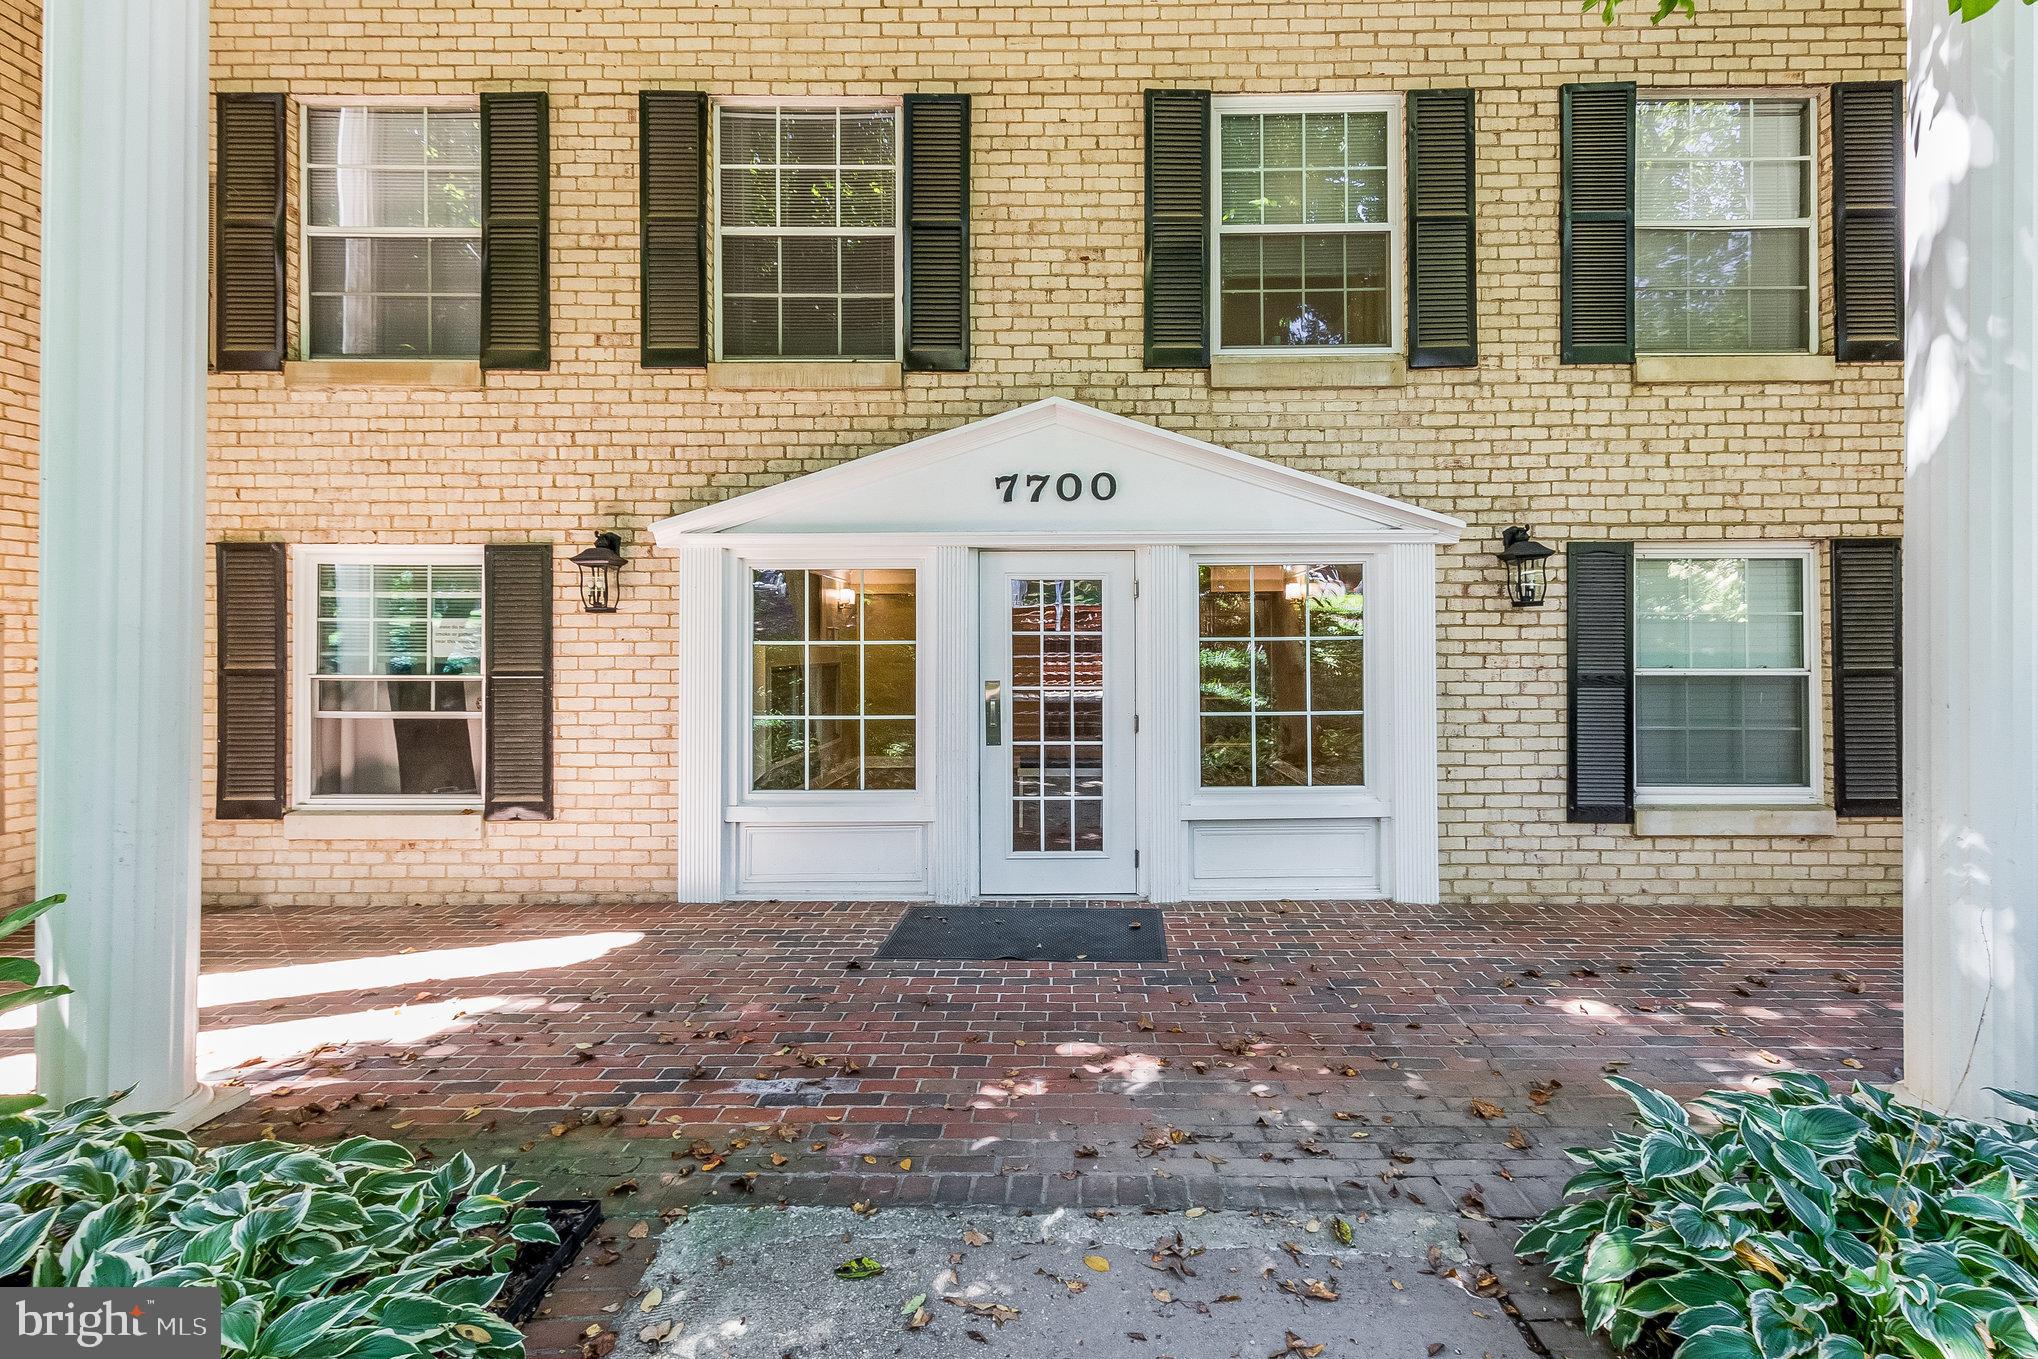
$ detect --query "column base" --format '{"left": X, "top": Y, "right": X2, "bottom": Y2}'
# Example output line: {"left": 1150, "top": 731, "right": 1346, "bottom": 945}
{"left": 155, "top": 1081, "right": 255, "bottom": 1133}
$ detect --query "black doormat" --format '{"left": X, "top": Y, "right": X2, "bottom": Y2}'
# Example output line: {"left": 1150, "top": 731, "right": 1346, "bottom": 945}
{"left": 876, "top": 905, "right": 1166, "bottom": 962}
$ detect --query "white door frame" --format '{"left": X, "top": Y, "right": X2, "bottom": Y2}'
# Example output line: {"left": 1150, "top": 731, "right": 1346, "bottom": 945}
{"left": 976, "top": 550, "right": 1139, "bottom": 896}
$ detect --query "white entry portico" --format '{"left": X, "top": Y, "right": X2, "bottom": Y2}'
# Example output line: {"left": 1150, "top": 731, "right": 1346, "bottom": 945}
{"left": 651, "top": 399, "right": 1462, "bottom": 905}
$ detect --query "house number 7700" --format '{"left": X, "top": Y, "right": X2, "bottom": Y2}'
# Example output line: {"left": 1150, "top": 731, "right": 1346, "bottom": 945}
{"left": 993, "top": 472, "right": 1119, "bottom": 504}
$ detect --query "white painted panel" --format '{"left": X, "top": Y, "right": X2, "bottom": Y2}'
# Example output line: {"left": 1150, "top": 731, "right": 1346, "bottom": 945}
{"left": 1188, "top": 819, "right": 1380, "bottom": 899}
{"left": 737, "top": 823, "right": 929, "bottom": 898}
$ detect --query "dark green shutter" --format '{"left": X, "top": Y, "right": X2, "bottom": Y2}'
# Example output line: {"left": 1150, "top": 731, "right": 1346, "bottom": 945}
{"left": 640, "top": 90, "right": 708, "bottom": 367}
{"left": 1832, "top": 82, "right": 1904, "bottom": 363}
{"left": 1144, "top": 88, "right": 1211, "bottom": 369}
{"left": 216, "top": 542, "right": 287, "bottom": 820}
{"left": 1406, "top": 88, "right": 1478, "bottom": 369}
{"left": 1832, "top": 538, "right": 1903, "bottom": 816}
{"left": 481, "top": 91, "right": 550, "bottom": 370}
{"left": 484, "top": 544, "right": 553, "bottom": 820}
{"left": 1568, "top": 542, "right": 1634, "bottom": 822}
{"left": 1560, "top": 83, "right": 1635, "bottom": 364}
{"left": 903, "top": 94, "right": 971, "bottom": 372}
{"left": 214, "top": 93, "right": 285, "bottom": 372}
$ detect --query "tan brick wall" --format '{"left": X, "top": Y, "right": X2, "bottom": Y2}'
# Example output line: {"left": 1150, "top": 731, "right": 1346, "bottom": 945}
{"left": 0, "top": 0, "right": 37, "bottom": 904}
{"left": 205, "top": 0, "right": 1906, "bottom": 910}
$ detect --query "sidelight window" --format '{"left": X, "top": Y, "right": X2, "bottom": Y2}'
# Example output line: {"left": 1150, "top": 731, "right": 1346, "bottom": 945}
{"left": 750, "top": 568, "right": 917, "bottom": 791}
{"left": 1197, "top": 563, "right": 1366, "bottom": 787}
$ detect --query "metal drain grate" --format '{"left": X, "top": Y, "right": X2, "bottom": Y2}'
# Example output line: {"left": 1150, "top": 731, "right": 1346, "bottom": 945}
{"left": 874, "top": 904, "right": 1167, "bottom": 962}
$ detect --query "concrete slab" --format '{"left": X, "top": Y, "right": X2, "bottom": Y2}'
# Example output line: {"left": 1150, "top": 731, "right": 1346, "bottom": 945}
{"left": 611, "top": 1206, "right": 1549, "bottom": 1359}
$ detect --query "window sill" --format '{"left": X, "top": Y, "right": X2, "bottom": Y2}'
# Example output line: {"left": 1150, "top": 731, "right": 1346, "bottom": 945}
{"left": 1633, "top": 804, "right": 1837, "bottom": 838}
{"left": 283, "top": 809, "right": 485, "bottom": 841}
{"left": 283, "top": 359, "right": 485, "bottom": 390}
{"left": 1208, "top": 353, "right": 1408, "bottom": 390}
{"left": 705, "top": 360, "right": 904, "bottom": 392}
{"left": 1632, "top": 353, "right": 1838, "bottom": 385}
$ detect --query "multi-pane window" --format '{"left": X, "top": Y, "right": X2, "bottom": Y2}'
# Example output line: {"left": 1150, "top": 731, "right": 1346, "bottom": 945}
{"left": 1635, "top": 96, "right": 1816, "bottom": 354}
{"left": 1197, "top": 564, "right": 1365, "bottom": 788}
{"left": 716, "top": 104, "right": 899, "bottom": 360}
{"left": 1635, "top": 552, "right": 1814, "bottom": 794}
{"left": 310, "top": 557, "right": 483, "bottom": 801}
{"left": 1215, "top": 100, "right": 1396, "bottom": 351}
{"left": 751, "top": 569, "right": 917, "bottom": 791}
{"left": 303, "top": 105, "right": 482, "bottom": 359}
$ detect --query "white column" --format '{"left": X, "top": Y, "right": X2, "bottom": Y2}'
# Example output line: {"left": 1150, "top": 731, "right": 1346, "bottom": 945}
{"left": 1903, "top": 1, "right": 2038, "bottom": 1120}
{"left": 674, "top": 540, "right": 726, "bottom": 903}
{"left": 928, "top": 545, "right": 975, "bottom": 904}
{"left": 34, "top": 0, "right": 210, "bottom": 1113}
{"left": 1379, "top": 542, "right": 1442, "bottom": 906}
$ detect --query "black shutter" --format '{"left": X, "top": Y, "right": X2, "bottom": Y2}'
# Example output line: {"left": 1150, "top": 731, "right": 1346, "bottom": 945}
{"left": 1560, "top": 83, "right": 1636, "bottom": 364}
{"left": 484, "top": 544, "right": 553, "bottom": 821}
{"left": 1568, "top": 542, "right": 1634, "bottom": 823}
{"left": 214, "top": 93, "right": 285, "bottom": 372}
{"left": 1406, "top": 88, "right": 1478, "bottom": 369}
{"left": 1832, "top": 538, "right": 1903, "bottom": 817}
{"left": 1833, "top": 82, "right": 1904, "bottom": 363}
{"left": 215, "top": 542, "right": 287, "bottom": 820}
{"left": 640, "top": 90, "right": 708, "bottom": 368}
{"left": 1144, "top": 88, "right": 1211, "bottom": 369}
{"left": 481, "top": 91, "right": 550, "bottom": 370}
{"left": 903, "top": 94, "right": 971, "bottom": 372}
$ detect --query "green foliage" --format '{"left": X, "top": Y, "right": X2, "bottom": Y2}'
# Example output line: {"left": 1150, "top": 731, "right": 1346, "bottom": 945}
{"left": 0, "top": 894, "right": 73, "bottom": 1117}
{"left": 0, "top": 1093, "right": 558, "bottom": 1358}
{"left": 1518, "top": 1073, "right": 2038, "bottom": 1359}
{"left": 1581, "top": 0, "right": 2025, "bottom": 21}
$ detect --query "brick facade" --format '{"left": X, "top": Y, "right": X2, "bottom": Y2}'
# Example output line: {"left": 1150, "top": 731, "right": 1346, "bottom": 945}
{"left": 0, "top": 1, "right": 37, "bottom": 902}
{"left": 192, "top": 0, "right": 1907, "bottom": 909}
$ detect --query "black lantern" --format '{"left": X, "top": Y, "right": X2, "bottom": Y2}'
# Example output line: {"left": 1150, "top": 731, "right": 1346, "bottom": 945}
{"left": 570, "top": 532, "right": 626, "bottom": 613}
{"left": 1497, "top": 526, "right": 1554, "bottom": 608}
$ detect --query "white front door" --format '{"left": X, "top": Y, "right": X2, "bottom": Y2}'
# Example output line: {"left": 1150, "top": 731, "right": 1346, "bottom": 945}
{"left": 978, "top": 552, "right": 1138, "bottom": 896}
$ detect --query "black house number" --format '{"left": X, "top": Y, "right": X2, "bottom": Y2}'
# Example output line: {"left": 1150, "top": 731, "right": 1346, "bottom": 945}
{"left": 994, "top": 472, "right": 1119, "bottom": 504}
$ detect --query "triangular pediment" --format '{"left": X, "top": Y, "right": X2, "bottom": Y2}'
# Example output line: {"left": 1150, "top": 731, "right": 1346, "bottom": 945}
{"left": 650, "top": 398, "right": 1463, "bottom": 542}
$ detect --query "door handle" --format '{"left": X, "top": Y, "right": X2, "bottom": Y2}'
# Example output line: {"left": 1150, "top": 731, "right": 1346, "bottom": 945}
{"left": 983, "top": 680, "right": 1002, "bottom": 745}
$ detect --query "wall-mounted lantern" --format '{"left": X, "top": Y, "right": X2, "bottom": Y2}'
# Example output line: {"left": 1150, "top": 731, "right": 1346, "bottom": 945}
{"left": 1497, "top": 526, "right": 1554, "bottom": 608}
{"left": 570, "top": 532, "right": 626, "bottom": 613}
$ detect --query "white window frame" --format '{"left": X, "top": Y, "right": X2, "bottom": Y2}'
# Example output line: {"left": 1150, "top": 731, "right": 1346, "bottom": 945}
{"left": 1209, "top": 93, "right": 1404, "bottom": 358}
{"left": 726, "top": 552, "right": 928, "bottom": 808}
{"left": 297, "top": 95, "right": 484, "bottom": 364}
{"left": 709, "top": 96, "right": 904, "bottom": 363}
{"left": 1184, "top": 551, "right": 1381, "bottom": 809}
{"left": 1632, "top": 542, "right": 1822, "bottom": 808}
{"left": 1634, "top": 89, "right": 1821, "bottom": 357}
{"left": 291, "top": 543, "right": 487, "bottom": 812}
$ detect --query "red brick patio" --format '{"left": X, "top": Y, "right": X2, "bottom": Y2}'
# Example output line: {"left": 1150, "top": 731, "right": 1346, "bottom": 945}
{"left": 0, "top": 898, "right": 1903, "bottom": 1356}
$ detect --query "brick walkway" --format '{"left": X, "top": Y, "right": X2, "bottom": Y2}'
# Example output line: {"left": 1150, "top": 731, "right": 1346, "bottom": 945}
{"left": 3, "top": 898, "right": 1903, "bottom": 1356}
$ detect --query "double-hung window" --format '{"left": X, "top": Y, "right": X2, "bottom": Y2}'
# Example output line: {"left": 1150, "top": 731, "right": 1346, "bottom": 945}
{"left": 715, "top": 102, "right": 901, "bottom": 361}
{"left": 302, "top": 103, "right": 483, "bottom": 360}
{"left": 1197, "top": 564, "right": 1366, "bottom": 788}
{"left": 1635, "top": 94, "right": 1817, "bottom": 354}
{"left": 1213, "top": 96, "right": 1399, "bottom": 353}
{"left": 300, "top": 549, "right": 484, "bottom": 806}
{"left": 1634, "top": 547, "right": 1818, "bottom": 803}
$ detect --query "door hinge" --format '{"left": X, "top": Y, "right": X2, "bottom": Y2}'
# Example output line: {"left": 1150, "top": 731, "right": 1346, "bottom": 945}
{"left": 1133, "top": 579, "right": 1141, "bottom": 598}
{"left": 1134, "top": 713, "right": 1141, "bottom": 733}
{"left": 1135, "top": 850, "right": 1141, "bottom": 868}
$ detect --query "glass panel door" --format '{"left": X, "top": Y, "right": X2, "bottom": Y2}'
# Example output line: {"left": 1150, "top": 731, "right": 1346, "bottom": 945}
{"left": 978, "top": 552, "right": 1136, "bottom": 896}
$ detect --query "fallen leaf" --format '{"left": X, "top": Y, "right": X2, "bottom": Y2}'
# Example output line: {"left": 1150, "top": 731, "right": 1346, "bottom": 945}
{"left": 638, "top": 1288, "right": 662, "bottom": 1313}
{"left": 944, "top": 1298, "right": 1020, "bottom": 1327}
{"left": 1184, "top": 1206, "right": 1207, "bottom": 1218}
{"left": 1842, "top": 1057, "right": 1864, "bottom": 1069}
{"left": 1272, "top": 1332, "right": 1327, "bottom": 1358}
{"left": 903, "top": 1293, "right": 927, "bottom": 1317}
{"left": 1084, "top": 1254, "right": 1111, "bottom": 1272}
{"left": 1505, "top": 1125, "right": 1531, "bottom": 1151}
{"left": 1429, "top": 1345, "right": 1446, "bottom": 1356}
{"left": 907, "top": 1307, "right": 930, "bottom": 1331}
{"left": 454, "top": 1324, "right": 492, "bottom": 1343}
{"left": 626, "top": 1222, "right": 651, "bottom": 1239}
{"left": 963, "top": 1228, "right": 992, "bottom": 1247}
{"left": 1331, "top": 1217, "right": 1354, "bottom": 1246}
{"left": 835, "top": 1256, "right": 885, "bottom": 1280}
{"left": 1469, "top": 1099, "right": 1504, "bottom": 1120}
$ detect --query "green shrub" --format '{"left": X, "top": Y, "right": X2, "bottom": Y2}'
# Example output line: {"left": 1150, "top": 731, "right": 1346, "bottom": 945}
{"left": 1516, "top": 1073, "right": 2038, "bottom": 1359}
{"left": 0, "top": 1093, "right": 558, "bottom": 1358}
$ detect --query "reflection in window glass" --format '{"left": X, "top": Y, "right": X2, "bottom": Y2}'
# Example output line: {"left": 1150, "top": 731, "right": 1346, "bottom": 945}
{"left": 304, "top": 106, "right": 482, "bottom": 359}
{"left": 717, "top": 105, "right": 899, "bottom": 360}
{"left": 312, "top": 559, "right": 483, "bottom": 798}
{"left": 1216, "top": 107, "right": 1394, "bottom": 350}
{"left": 1197, "top": 564, "right": 1364, "bottom": 787}
{"left": 751, "top": 568, "right": 916, "bottom": 790}
{"left": 1634, "top": 555, "right": 1811, "bottom": 789}
{"left": 1635, "top": 97, "right": 1814, "bottom": 354}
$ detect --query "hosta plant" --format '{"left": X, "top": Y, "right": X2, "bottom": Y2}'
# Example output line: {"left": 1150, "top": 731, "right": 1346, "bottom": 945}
{"left": 1517, "top": 1073, "right": 2038, "bottom": 1359}
{"left": 0, "top": 1092, "right": 558, "bottom": 1359}
{"left": 0, "top": 894, "right": 72, "bottom": 1116}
